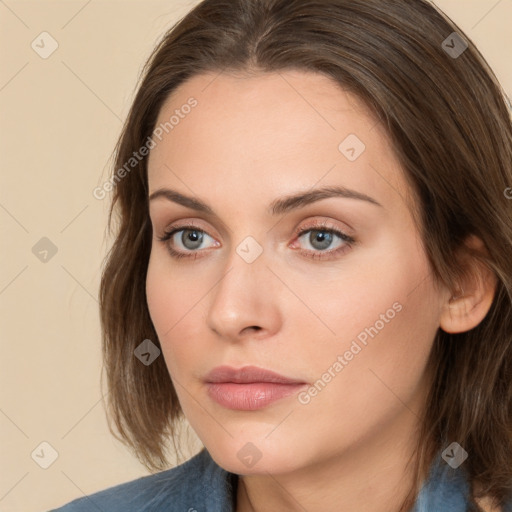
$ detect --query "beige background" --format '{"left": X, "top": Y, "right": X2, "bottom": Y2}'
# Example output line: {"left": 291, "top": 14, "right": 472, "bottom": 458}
{"left": 0, "top": 1, "right": 510, "bottom": 511}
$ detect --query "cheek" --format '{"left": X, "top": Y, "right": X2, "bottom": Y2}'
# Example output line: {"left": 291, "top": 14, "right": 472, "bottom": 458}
{"left": 314, "top": 294, "right": 438, "bottom": 443}
{"left": 288, "top": 238, "right": 425, "bottom": 354}
{"left": 303, "top": 269, "right": 439, "bottom": 432}
{"left": 146, "top": 254, "right": 172, "bottom": 331}
{"left": 145, "top": 251, "right": 208, "bottom": 375}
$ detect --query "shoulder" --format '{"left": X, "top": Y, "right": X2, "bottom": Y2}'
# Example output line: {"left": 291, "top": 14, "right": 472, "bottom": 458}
{"left": 49, "top": 448, "right": 237, "bottom": 512}
{"left": 412, "top": 453, "right": 512, "bottom": 512}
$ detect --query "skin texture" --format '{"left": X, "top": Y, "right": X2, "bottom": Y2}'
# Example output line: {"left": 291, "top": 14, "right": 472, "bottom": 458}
{"left": 146, "top": 70, "right": 497, "bottom": 512}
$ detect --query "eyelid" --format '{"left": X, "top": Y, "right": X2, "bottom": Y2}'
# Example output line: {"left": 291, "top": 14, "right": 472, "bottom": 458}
{"left": 159, "top": 219, "right": 214, "bottom": 238}
{"left": 157, "top": 218, "right": 350, "bottom": 242}
{"left": 292, "top": 218, "right": 354, "bottom": 238}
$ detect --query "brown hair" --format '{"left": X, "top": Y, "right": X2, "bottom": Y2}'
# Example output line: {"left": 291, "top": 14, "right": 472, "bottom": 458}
{"left": 99, "top": 0, "right": 512, "bottom": 510}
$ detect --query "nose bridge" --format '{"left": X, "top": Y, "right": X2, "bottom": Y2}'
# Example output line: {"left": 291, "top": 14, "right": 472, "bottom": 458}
{"left": 206, "top": 234, "right": 278, "bottom": 337}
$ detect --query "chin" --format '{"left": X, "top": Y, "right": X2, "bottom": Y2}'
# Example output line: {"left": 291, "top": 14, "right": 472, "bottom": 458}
{"left": 202, "top": 436, "right": 307, "bottom": 476}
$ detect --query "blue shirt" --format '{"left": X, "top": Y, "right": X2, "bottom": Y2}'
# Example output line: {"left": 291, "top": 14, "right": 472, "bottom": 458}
{"left": 50, "top": 448, "right": 512, "bottom": 511}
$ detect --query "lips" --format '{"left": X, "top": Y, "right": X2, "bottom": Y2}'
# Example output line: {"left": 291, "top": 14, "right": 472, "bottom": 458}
{"left": 205, "top": 365, "right": 306, "bottom": 385}
{"left": 205, "top": 365, "right": 307, "bottom": 410}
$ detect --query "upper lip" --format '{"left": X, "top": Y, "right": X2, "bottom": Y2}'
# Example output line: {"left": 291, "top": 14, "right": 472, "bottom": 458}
{"left": 205, "top": 365, "right": 306, "bottom": 384}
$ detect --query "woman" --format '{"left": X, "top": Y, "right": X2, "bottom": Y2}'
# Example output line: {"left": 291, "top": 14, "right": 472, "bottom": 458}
{"left": 52, "top": 0, "right": 512, "bottom": 510}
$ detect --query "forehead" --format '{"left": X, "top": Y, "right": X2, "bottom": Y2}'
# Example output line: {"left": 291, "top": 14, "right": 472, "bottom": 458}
{"left": 147, "top": 70, "right": 411, "bottom": 216}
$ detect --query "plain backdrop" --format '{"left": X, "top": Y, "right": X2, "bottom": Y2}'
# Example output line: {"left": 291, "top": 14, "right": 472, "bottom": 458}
{"left": 0, "top": 1, "right": 511, "bottom": 511}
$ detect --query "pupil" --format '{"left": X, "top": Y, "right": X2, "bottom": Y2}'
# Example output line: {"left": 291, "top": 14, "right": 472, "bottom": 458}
{"left": 183, "top": 229, "right": 203, "bottom": 249}
{"left": 312, "top": 231, "right": 332, "bottom": 250}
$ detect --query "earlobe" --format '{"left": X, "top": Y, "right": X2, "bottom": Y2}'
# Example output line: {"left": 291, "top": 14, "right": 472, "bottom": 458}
{"left": 439, "top": 236, "right": 498, "bottom": 334}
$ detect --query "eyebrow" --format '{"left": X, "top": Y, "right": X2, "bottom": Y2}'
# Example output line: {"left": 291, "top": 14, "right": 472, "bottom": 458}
{"left": 149, "top": 185, "right": 383, "bottom": 216}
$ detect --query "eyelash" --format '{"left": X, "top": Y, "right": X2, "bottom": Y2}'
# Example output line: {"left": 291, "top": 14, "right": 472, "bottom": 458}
{"left": 157, "top": 220, "right": 356, "bottom": 261}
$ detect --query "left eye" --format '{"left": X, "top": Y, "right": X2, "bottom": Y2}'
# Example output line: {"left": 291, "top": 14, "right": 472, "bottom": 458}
{"left": 295, "top": 228, "right": 353, "bottom": 253}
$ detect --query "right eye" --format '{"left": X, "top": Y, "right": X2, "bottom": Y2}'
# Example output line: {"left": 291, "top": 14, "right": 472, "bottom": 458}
{"left": 158, "top": 225, "right": 219, "bottom": 259}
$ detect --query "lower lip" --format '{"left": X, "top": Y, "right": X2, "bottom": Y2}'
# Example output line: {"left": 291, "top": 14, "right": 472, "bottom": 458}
{"left": 206, "top": 382, "right": 307, "bottom": 410}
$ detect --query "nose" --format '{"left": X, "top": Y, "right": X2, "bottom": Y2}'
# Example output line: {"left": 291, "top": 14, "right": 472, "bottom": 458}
{"left": 205, "top": 242, "right": 282, "bottom": 343}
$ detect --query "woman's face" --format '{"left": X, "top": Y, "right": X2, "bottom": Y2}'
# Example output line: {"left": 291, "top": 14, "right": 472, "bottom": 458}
{"left": 146, "top": 70, "right": 447, "bottom": 475}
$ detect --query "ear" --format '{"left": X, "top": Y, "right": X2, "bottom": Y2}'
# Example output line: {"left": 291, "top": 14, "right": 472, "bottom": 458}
{"left": 439, "top": 234, "right": 498, "bottom": 334}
